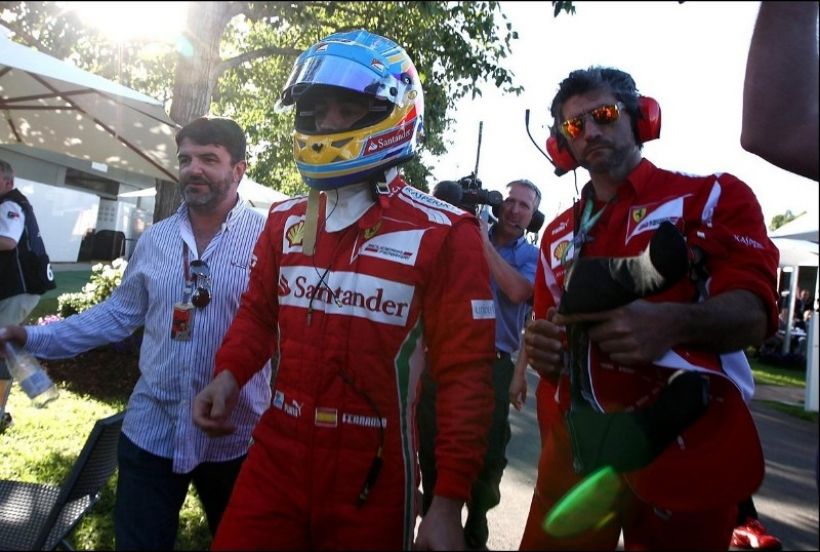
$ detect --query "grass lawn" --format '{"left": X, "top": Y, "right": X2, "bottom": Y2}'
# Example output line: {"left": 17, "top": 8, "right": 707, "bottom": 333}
{"left": 748, "top": 356, "right": 806, "bottom": 387}
{"left": 748, "top": 355, "right": 817, "bottom": 422}
{"left": 0, "top": 377, "right": 211, "bottom": 550}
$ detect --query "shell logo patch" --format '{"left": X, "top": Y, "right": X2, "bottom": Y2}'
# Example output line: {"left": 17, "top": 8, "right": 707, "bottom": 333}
{"left": 554, "top": 240, "right": 570, "bottom": 263}
{"left": 287, "top": 221, "right": 305, "bottom": 248}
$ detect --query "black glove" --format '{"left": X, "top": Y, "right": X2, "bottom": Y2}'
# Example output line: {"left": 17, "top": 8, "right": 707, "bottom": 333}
{"left": 560, "top": 221, "right": 690, "bottom": 314}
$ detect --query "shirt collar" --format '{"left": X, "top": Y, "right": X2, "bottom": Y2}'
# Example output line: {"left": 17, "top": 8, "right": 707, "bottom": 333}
{"left": 176, "top": 194, "right": 247, "bottom": 227}
{"left": 624, "top": 158, "right": 657, "bottom": 198}
{"left": 489, "top": 223, "right": 527, "bottom": 249}
{"left": 580, "top": 158, "right": 656, "bottom": 205}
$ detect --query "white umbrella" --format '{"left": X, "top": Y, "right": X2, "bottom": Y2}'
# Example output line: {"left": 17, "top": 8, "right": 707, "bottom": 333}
{"left": 0, "top": 34, "right": 179, "bottom": 182}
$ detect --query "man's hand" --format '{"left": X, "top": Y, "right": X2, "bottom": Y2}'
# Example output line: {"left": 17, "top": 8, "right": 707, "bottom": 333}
{"left": 509, "top": 347, "right": 528, "bottom": 411}
{"left": 192, "top": 370, "right": 240, "bottom": 437}
{"left": 0, "top": 325, "right": 27, "bottom": 357}
{"left": 413, "top": 496, "right": 465, "bottom": 550}
{"left": 554, "top": 300, "right": 677, "bottom": 365}
{"left": 509, "top": 368, "right": 527, "bottom": 411}
{"left": 523, "top": 307, "right": 565, "bottom": 378}
{"left": 478, "top": 216, "right": 490, "bottom": 244}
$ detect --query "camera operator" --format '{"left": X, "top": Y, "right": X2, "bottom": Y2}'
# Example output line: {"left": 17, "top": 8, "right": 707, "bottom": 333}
{"left": 419, "top": 178, "right": 540, "bottom": 549}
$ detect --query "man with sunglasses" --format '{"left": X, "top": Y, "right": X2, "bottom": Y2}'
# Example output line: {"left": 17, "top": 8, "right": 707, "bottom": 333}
{"left": 0, "top": 117, "right": 271, "bottom": 550}
{"left": 519, "top": 67, "right": 779, "bottom": 550}
{"left": 193, "top": 30, "right": 495, "bottom": 550}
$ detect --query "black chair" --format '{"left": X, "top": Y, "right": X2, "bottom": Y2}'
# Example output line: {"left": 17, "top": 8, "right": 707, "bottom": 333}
{"left": 0, "top": 411, "right": 124, "bottom": 550}
{"left": 90, "top": 230, "right": 126, "bottom": 262}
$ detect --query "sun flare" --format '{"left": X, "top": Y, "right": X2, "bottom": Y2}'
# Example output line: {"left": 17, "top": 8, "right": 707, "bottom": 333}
{"left": 63, "top": 1, "right": 188, "bottom": 43}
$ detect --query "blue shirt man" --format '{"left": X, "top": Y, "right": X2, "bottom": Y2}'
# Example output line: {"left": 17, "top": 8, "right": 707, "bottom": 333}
{"left": 419, "top": 179, "right": 540, "bottom": 550}
{"left": 488, "top": 222, "right": 538, "bottom": 354}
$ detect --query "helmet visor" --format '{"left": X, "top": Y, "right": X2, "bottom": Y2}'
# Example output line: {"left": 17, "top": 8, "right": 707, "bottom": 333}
{"left": 280, "top": 54, "right": 406, "bottom": 108}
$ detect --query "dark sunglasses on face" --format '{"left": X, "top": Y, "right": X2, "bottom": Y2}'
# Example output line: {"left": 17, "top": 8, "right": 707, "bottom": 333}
{"left": 560, "top": 102, "right": 623, "bottom": 140}
{"left": 190, "top": 260, "right": 211, "bottom": 309}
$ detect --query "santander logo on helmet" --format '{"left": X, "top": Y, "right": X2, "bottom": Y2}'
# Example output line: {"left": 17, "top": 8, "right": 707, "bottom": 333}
{"left": 279, "top": 29, "right": 425, "bottom": 191}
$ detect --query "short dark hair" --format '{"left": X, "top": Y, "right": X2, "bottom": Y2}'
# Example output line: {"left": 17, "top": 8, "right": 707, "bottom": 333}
{"left": 175, "top": 117, "right": 246, "bottom": 164}
{"left": 549, "top": 66, "right": 643, "bottom": 149}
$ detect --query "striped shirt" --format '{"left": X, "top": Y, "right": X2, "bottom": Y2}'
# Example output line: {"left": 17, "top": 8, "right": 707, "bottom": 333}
{"left": 26, "top": 199, "right": 271, "bottom": 473}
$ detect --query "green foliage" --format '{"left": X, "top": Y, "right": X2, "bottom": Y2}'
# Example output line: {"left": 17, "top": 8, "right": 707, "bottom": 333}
{"left": 769, "top": 209, "right": 805, "bottom": 232}
{"left": 57, "top": 259, "right": 127, "bottom": 318}
{"left": 552, "top": 1, "right": 577, "bottom": 17}
{"left": 215, "top": 1, "right": 524, "bottom": 195}
{"left": 0, "top": 2, "right": 176, "bottom": 102}
{"left": 1, "top": 1, "right": 522, "bottom": 196}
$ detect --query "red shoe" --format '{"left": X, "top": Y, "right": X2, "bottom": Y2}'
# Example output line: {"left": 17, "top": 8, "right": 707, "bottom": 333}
{"left": 731, "top": 518, "right": 783, "bottom": 550}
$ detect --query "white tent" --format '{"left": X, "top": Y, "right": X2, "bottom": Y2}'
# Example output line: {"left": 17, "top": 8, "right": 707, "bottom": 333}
{"left": 771, "top": 238, "right": 819, "bottom": 268}
{"left": 770, "top": 209, "right": 820, "bottom": 242}
{"left": 238, "top": 178, "right": 290, "bottom": 208}
{"left": 0, "top": 33, "right": 179, "bottom": 181}
{"left": 769, "top": 234, "right": 819, "bottom": 360}
{"left": 118, "top": 177, "right": 289, "bottom": 212}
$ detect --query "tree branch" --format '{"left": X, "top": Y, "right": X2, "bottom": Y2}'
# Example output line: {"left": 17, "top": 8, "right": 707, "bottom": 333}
{"left": 215, "top": 45, "right": 304, "bottom": 78}
{"left": 0, "top": 21, "right": 60, "bottom": 58}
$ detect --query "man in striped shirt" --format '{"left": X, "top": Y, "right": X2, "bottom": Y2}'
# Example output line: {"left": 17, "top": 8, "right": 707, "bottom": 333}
{"left": 0, "top": 117, "right": 272, "bottom": 550}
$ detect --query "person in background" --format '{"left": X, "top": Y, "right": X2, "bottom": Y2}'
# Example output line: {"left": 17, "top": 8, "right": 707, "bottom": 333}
{"left": 794, "top": 289, "right": 811, "bottom": 320}
{"left": 419, "top": 178, "right": 540, "bottom": 549}
{"left": 0, "top": 158, "right": 56, "bottom": 429}
{"left": 521, "top": 66, "right": 778, "bottom": 550}
{"left": 192, "top": 30, "right": 495, "bottom": 550}
{"left": 0, "top": 117, "right": 271, "bottom": 550}
{"left": 741, "top": 1, "right": 819, "bottom": 181}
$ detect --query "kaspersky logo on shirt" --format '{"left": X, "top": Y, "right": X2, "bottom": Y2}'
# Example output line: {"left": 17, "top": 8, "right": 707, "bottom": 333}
{"left": 278, "top": 265, "right": 415, "bottom": 326}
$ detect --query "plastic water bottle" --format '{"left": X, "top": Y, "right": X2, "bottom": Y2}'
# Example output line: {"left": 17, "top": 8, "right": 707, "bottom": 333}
{"left": 2, "top": 341, "right": 59, "bottom": 408}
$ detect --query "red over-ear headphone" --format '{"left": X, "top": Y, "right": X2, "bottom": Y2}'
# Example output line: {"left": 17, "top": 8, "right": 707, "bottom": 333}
{"left": 546, "top": 96, "right": 662, "bottom": 174}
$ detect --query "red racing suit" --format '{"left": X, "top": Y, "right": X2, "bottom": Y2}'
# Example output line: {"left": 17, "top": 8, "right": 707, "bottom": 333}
{"left": 212, "top": 175, "right": 495, "bottom": 550}
{"left": 521, "top": 159, "right": 779, "bottom": 550}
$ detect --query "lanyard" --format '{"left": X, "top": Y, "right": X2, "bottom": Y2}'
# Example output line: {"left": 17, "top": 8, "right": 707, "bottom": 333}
{"left": 183, "top": 242, "right": 190, "bottom": 282}
{"left": 561, "top": 199, "right": 607, "bottom": 265}
{"left": 182, "top": 242, "right": 194, "bottom": 304}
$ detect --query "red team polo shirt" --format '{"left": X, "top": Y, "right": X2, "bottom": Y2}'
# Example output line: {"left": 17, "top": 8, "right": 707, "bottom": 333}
{"left": 533, "top": 159, "right": 779, "bottom": 510}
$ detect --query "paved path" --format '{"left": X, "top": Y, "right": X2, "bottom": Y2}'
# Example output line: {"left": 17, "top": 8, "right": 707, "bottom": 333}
{"left": 484, "top": 375, "right": 819, "bottom": 550}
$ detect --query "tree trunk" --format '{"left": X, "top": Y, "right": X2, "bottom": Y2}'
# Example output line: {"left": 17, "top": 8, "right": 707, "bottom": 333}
{"left": 153, "top": 2, "right": 236, "bottom": 224}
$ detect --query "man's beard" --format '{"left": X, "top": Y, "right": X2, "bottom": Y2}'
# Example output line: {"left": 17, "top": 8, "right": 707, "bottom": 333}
{"left": 578, "top": 141, "right": 632, "bottom": 176}
{"left": 181, "top": 174, "right": 231, "bottom": 210}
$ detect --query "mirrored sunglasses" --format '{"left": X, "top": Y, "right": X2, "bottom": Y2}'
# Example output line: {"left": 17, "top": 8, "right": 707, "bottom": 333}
{"left": 560, "top": 103, "right": 622, "bottom": 140}
{"left": 190, "top": 260, "right": 211, "bottom": 309}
